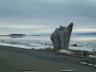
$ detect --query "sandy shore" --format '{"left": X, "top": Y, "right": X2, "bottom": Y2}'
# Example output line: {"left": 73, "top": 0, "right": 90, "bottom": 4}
{"left": 0, "top": 46, "right": 96, "bottom": 72}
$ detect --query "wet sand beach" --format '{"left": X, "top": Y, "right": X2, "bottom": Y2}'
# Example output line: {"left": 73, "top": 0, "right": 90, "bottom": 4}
{"left": 0, "top": 46, "right": 96, "bottom": 72}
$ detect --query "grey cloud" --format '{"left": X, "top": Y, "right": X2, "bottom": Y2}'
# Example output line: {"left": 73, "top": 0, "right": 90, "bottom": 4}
{"left": 0, "top": 0, "right": 96, "bottom": 29}
{"left": 0, "top": 0, "right": 96, "bottom": 18}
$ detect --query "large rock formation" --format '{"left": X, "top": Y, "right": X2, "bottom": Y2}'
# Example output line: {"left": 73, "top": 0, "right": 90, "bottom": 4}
{"left": 50, "top": 23, "right": 73, "bottom": 49}
{"left": 50, "top": 28, "right": 60, "bottom": 49}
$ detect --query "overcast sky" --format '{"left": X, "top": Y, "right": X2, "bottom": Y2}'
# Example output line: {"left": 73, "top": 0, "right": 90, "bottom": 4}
{"left": 0, "top": 0, "right": 96, "bottom": 34}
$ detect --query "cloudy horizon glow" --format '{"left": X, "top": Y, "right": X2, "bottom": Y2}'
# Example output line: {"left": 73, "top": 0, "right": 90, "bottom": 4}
{"left": 0, "top": 0, "right": 96, "bottom": 34}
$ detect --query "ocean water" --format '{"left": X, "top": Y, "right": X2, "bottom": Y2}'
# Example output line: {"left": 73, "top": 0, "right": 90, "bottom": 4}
{"left": 0, "top": 32, "right": 96, "bottom": 51}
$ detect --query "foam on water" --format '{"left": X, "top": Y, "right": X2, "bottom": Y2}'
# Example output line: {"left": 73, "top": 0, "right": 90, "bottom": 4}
{"left": 0, "top": 40, "right": 95, "bottom": 52}
{"left": 0, "top": 33, "right": 96, "bottom": 51}
{"left": 0, "top": 42, "right": 32, "bottom": 49}
{"left": 0, "top": 41, "right": 52, "bottom": 49}
{"left": 69, "top": 46, "right": 93, "bottom": 51}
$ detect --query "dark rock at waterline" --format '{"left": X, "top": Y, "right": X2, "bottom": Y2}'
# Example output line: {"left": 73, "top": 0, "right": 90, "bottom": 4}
{"left": 9, "top": 34, "right": 26, "bottom": 38}
{"left": 71, "top": 44, "right": 78, "bottom": 46}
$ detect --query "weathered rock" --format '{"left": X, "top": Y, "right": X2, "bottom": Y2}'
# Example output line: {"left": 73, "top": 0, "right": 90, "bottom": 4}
{"left": 50, "top": 28, "right": 60, "bottom": 49}
{"left": 51, "top": 23, "right": 73, "bottom": 49}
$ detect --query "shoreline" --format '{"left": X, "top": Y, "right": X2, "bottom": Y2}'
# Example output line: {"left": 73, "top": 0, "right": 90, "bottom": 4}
{"left": 0, "top": 45, "right": 96, "bottom": 72}
{"left": 0, "top": 41, "right": 94, "bottom": 51}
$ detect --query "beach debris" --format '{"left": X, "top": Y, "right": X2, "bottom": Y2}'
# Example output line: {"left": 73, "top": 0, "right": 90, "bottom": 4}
{"left": 94, "top": 65, "right": 96, "bottom": 67}
{"left": 80, "top": 59, "right": 96, "bottom": 67}
{"left": 50, "top": 23, "right": 73, "bottom": 49}
{"left": 62, "top": 70, "right": 74, "bottom": 72}
{"left": 88, "top": 64, "right": 93, "bottom": 66}
{"left": 59, "top": 49, "right": 73, "bottom": 55}
{"left": 80, "top": 62, "right": 96, "bottom": 68}
{"left": 80, "top": 62, "right": 88, "bottom": 64}
{"left": 89, "top": 55, "right": 96, "bottom": 59}
{"left": 22, "top": 70, "right": 37, "bottom": 72}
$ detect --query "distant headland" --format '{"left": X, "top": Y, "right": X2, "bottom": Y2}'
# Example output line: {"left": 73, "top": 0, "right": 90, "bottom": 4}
{"left": 0, "top": 34, "right": 26, "bottom": 38}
